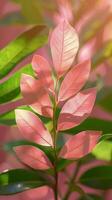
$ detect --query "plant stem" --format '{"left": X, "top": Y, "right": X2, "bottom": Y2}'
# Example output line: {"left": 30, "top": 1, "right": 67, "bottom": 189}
{"left": 63, "top": 162, "right": 80, "bottom": 200}
{"left": 54, "top": 140, "right": 58, "bottom": 200}
{"left": 53, "top": 102, "right": 58, "bottom": 200}
{"left": 54, "top": 163, "right": 58, "bottom": 200}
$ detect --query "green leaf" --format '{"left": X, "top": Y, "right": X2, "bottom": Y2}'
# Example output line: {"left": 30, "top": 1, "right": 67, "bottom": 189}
{"left": 15, "top": 0, "right": 56, "bottom": 24}
{"left": 57, "top": 159, "right": 73, "bottom": 172}
{"left": 80, "top": 165, "right": 112, "bottom": 189}
{"left": 99, "top": 134, "right": 112, "bottom": 141}
{"left": 96, "top": 87, "right": 112, "bottom": 103}
{"left": 19, "top": 0, "right": 44, "bottom": 24}
{"left": 80, "top": 11, "right": 110, "bottom": 45}
{"left": 0, "top": 110, "right": 16, "bottom": 126}
{"left": 92, "top": 40, "right": 112, "bottom": 68}
{"left": 0, "top": 25, "right": 48, "bottom": 79}
{"left": 0, "top": 64, "right": 33, "bottom": 104}
{"left": 70, "top": 184, "right": 85, "bottom": 196}
{"left": 0, "top": 106, "right": 52, "bottom": 127}
{"left": 92, "top": 140, "right": 112, "bottom": 161}
{"left": 78, "top": 154, "right": 95, "bottom": 165}
{"left": 79, "top": 194, "right": 103, "bottom": 200}
{"left": 0, "top": 12, "right": 26, "bottom": 25}
{"left": 0, "top": 169, "right": 53, "bottom": 195}
{"left": 0, "top": 106, "right": 32, "bottom": 126}
{"left": 62, "top": 117, "right": 112, "bottom": 135}
{"left": 97, "top": 87, "right": 112, "bottom": 113}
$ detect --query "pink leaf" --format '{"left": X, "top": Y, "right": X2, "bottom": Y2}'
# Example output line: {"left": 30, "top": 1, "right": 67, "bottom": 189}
{"left": 15, "top": 109, "right": 53, "bottom": 146}
{"left": 58, "top": 60, "right": 91, "bottom": 103}
{"left": 32, "top": 55, "right": 54, "bottom": 91}
{"left": 50, "top": 20, "right": 79, "bottom": 76}
{"left": 14, "top": 146, "right": 52, "bottom": 170}
{"left": 58, "top": 88, "right": 96, "bottom": 131}
{"left": 20, "top": 74, "right": 52, "bottom": 117}
{"left": 59, "top": 131, "right": 101, "bottom": 159}
{"left": 23, "top": 186, "right": 54, "bottom": 200}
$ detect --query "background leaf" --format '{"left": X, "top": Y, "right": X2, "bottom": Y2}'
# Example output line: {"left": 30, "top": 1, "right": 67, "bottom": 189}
{"left": 79, "top": 194, "right": 104, "bottom": 200}
{"left": 57, "top": 159, "right": 72, "bottom": 172}
{"left": 97, "top": 87, "right": 112, "bottom": 113}
{"left": 10, "top": 0, "right": 56, "bottom": 24}
{"left": 0, "top": 106, "right": 53, "bottom": 127}
{"left": 0, "top": 169, "right": 53, "bottom": 195}
{"left": 0, "top": 105, "right": 31, "bottom": 126}
{"left": 80, "top": 11, "right": 111, "bottom": 45}
{"left": 0, "top": 64, "right": 33, "bottom": 104}
{"left": 0, "top": 12, "right": 25, "bottom": 25}
{"left": 92, "top": 41, "right": 112, "bottom": 68}
{"left": 80, "top": 165, "right": 112, "bottom": 189}
{"left": 0, "top": 25, "right": 48, "bottom": 79}
{"left": 92, "top": 140, "right": 112, "bottom": 161}
{"left": 63, "top": 117, "right": 112, "bottom": 135}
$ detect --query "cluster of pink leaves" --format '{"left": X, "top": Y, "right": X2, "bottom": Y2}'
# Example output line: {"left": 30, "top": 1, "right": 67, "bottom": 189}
{"left": 14, "top": 20, "right": 101, "bottom": 170}
{"left": 0, "top": 1, "right": 112, "bottom": 199}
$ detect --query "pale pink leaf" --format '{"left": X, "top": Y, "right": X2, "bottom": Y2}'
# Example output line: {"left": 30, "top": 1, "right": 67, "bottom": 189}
{"left": 58, "top": 88, "right": 96, "bottom": 131}
{"left": 20, "top": 73, "right": 52, "bottom": 117}
{"left": 14, "top": 146, "right": 52, "bottom": 170}
{"left": 59, "top": 131, "right": 101, "bottom": 159}
{"left": 50, "top": 20, "right": 79, "bottom": 76}
{"left": 15, "top": 109, "right": 53, "bottom": 146}
{"left": 32, "top": 55, "right": 54, "bottom": 91}
{"left": 58, "top": 60, "right": 91, "bottom": 103}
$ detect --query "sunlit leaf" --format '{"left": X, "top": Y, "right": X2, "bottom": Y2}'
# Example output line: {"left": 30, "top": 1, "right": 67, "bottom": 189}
{"left": 32, "top": 55, "right": 54, "bottom": 91}
{"left": 0, "top": 25, "right": 48, "bottom": 79}
{"left": 0, "top": 106, "right": 52, "bottom": 127}
{"left": 58, "top": 60, "right": 91, "bottom": 103}
{"left": 15, "top": 109, "right": 53, "bottom": 146}
{"left": 50, "top": 20, "right": 79, "bottom": 76}
{"left": 58, "top": 89, "right": 96, "bottom": 131}
{"left": 4, "top": 140, "right": 54, "bottom": 164}
{"left": 59, "top": 131, "right": 101, "bottom": 160}
{"left": 20, "top": 74, "right": 52, "bottom": 118}
{"left": 0, "top": 64, "right": 33, "bottom": 104}
{"left": 14, "top": 145, "right": 52, "bottom": 170}
{"left": 92, "top": 140, "right": 112, "bottom": 161}
{"left": 0, "top": 106, "right": 32, "bottom": 126}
